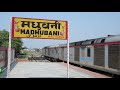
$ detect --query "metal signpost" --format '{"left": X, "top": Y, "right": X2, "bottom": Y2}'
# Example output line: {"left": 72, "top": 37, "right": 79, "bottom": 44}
{"left": 7, "top": 23, "right": 12, "bottom": 78}
{"left": 7, "top": 17, "right": 69, "bottom": 78}
{"left": 67, "top": 24, "right": 69, "bottom": 78}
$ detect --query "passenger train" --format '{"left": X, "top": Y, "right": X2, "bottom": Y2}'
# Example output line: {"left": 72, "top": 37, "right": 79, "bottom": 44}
{"left": 42, "top": 35, "right": 120, "bottom": 75}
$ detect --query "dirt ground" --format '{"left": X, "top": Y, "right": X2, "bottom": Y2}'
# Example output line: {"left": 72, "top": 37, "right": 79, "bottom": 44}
{"left": 16, "top": 58, "right": 29, "bottom": 62}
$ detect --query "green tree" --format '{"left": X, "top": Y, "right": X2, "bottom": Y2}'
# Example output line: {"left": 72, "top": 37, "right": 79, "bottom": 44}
{"left": 22, "top": 46, "right": 28, "bottom": 50}
{"left": 34, "top": 48, "right": 40, "bottom": 52}
{"left": 0, "top": 29, "right": 23, "bottom": 57}
{"left": 0, "top": 29, "right": 9, "bottom": 46}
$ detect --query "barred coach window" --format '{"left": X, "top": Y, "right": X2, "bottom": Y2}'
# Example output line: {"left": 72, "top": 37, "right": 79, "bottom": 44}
{"left": 81, "top": 48, "right": 85, "bottom": 57}
{"left": 87, "top": 48, "right": 91, "bottom": 57}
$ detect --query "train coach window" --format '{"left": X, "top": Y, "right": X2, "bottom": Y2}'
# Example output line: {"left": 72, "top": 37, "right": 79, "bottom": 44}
{"left": 81, "top": 48, "right": 85, "bottom": 57}
{"left": 87, "top": 48, "right": 91, "bottom": 57}
{"left": 101, "top": 39, "right": 105, "bottom": 43}
{"left": 91, "top": 40, "right": 94, "bottom": 44}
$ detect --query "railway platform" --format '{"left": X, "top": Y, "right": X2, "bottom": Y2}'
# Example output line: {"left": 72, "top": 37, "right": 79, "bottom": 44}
{"left": 0, "top": 61, "right": 111, "bottom": 78}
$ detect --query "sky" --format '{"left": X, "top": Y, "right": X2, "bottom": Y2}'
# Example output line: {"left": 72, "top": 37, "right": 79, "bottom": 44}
{"left": 0, "top": 12, "right": 120, "bottom": 49}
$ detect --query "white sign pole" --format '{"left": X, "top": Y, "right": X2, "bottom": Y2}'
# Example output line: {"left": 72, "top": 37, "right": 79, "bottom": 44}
{"left": 7, "top": 22, "right": 12, "bottom": 78}
{"left": 67, "top": 23, "right": 69, "bottom": 78}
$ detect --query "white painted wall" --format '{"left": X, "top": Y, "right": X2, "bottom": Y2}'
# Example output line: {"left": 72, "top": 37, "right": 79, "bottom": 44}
{"left": 79, "top": 46, "right": 94, "bottom": 65}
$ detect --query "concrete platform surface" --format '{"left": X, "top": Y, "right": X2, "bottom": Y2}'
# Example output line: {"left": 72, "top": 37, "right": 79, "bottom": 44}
{"left": 0, "top": 62, "right": 111, "bottom": 78}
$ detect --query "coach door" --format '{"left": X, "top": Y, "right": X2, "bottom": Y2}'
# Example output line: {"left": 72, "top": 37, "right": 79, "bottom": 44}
{"left": 108, "top": 44, "right": 120, "bottom": 70}
{"left": 74, "top": 47, "right": 80, "bottom": 62}
{"left": 94, "top": 46, "right": 105, "bottom": 67}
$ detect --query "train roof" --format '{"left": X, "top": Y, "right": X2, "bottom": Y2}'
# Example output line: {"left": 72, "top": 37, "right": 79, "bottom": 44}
{"left": 77, "top": 35, "right": 120, "bottom": 45}
{"left": 59, "top": 44, "right": 67, "bottom": 47}
{"left": 105, "top": 35, "right": 120, "bottom": 43}
{"left": 94, "top": 37, "right": 106, "bottom": 44}
{"left": 75, "top": 41, "right": 83, "bottom": 46}
{"left": 69, "top": 42, "right": 76, "bottom": 46}
{"left": 81, "top": 39, "right": 96, "bottom": 45}
{"left": 42, "top": 35, "right": 120, "bottom": 48}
